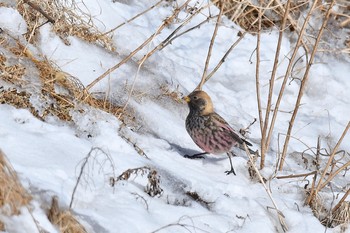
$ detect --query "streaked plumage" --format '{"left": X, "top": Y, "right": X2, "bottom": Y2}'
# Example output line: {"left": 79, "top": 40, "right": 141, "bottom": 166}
{"left": 183, "top": 90, "right": 252, "bottom": 175}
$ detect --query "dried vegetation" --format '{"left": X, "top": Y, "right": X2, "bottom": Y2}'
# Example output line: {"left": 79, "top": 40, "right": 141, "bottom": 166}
{"left": 0, "top": 150, "right": 32, "bottom": 216}
{"left": 111, "top": 166, "right": 164, "bottom": 197}
{"left": 48, "top": 196, "right": 87, "bottom": 233}
{"left": 17, "top": 0, "right": 115, "bottom": 51}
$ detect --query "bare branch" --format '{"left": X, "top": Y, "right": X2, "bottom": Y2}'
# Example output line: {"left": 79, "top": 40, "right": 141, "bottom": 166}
{"left": 101, "top": 0, "right": 164, "bottom": 36}
{"left": 243, "top": 143, "right": 288, "bottom": 232}
{"left": 279, "top": 0, "right": 337, "bottom": 171}
{"left": 196, "top": 2, "right": 224, "bottom": 91}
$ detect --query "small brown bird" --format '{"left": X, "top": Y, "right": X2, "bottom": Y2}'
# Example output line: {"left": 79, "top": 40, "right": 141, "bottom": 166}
{"left": 183, "top": 90, "right": 253, "bottom": 175}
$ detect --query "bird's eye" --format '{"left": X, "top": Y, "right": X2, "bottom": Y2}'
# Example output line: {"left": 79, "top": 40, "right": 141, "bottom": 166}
{"left": 193, "top": 96, "right": 198, "bottom": 100}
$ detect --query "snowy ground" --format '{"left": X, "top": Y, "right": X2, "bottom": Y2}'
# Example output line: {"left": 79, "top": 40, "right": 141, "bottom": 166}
{"left": 0, "top": 0, "right": 350, "bottom": 232}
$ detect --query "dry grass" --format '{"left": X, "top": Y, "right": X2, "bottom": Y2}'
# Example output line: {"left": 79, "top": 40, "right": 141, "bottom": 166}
{"left": 17, "top": 0, "right": 115, "bottom": 51}
{"left": 306, "top": 188, "right": 328, "bottom": 221}
{"left": 0, "top": 145, "right": 88, "bottom": 233}
{"left": 215, "top": 0, "right": 308, "bottom": 32}
{"left": 217, "top": 0, "right": 350, "bottom": 54}
{"left": 48, "top": 196, "right": 87, "bottom": 233}
{"left": 328, "top": 201, "right": 350, "bottom": 228}
{"left": 217, "top": 0, "right": 347, "bottom": 32}
{"left": 0, "top": 53, "right": 26, "bottom": 85}
{"left": 0, "top": 29, "right": 124, "bottom": 122}
{"left": 0, "top": 133, "right": 89, "bottom": 232}
{"left": 302, "top": 127, "right": 350, "bottom": 228}
{"left": 306, "top": 190, "right": 350, "bottom": 228}
{"left": 0, "top": 150, "right": 32, "bottom": 216}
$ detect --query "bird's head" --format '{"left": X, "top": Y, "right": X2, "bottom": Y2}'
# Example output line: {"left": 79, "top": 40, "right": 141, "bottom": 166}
{"left": 183, "top": 90, "right": 214, "bottom": 115}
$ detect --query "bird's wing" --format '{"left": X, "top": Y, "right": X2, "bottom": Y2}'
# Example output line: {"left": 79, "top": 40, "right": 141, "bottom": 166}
{"left": 211, "top": 113, "right": 252, "bottom": 146}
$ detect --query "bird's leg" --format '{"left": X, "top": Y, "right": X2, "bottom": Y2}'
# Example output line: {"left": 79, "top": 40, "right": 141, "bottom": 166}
{"left": 184, "top": 152, "right": 208, "bottom": 159}
{"left": 225, "top": 152, "right": 236, "bottom": 175}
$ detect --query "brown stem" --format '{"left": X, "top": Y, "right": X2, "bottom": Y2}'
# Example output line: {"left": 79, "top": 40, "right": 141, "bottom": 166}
{"left": 278, "top": 0, "right": 336, "bottom": 171}
{"left": 196, "top": 2, "right": 224, "bottom": 90}
{"left": 255, "top": 4, "right": 264, "bottom": 169}
{"left": 261, "top": 0, "right": 292, "bottom": 159}
{"left": 276, "top": 171, "right": 317, "bottom": 179}
{"left": 319, "top": 160, "right": 350, "bottom": 191}
{"left": 204, "top": 31, "right": 247, "bottom": 83}
{"left": 203, "top": 0, "right": 275, "bottom": 87}
{"left": 265, "top": 0, "right": 313, "bottom": 154}
{"left": 243, "top": 144, "right": 288, "bottom": 232}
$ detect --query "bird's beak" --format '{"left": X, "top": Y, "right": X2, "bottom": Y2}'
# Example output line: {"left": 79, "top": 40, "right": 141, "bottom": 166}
{"left": 182, "top": 96, "right": 190, "bottom": 103}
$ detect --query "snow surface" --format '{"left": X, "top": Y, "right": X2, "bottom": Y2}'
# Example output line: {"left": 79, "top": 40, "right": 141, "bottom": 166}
{"left": 0, "top": 0, "right": 349, "bottom": 232}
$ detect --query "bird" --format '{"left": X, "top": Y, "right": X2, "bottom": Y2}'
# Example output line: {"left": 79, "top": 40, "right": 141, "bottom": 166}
{"left": 183, "top": 90, "right": 254, "bottom": 175}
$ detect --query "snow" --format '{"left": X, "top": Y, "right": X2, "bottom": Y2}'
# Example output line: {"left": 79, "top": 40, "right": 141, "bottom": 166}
{"left": 0, "top": 0, "right": 349, "bottom": 232}
{"left": 0, "top": 7, "right": 27, "bottom": 35}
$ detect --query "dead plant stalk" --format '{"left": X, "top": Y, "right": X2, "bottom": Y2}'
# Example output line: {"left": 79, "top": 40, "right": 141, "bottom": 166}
{"left": 204, "top": 31, "right": 247, "bottom": 83}
{"left": 264, "top": 0, "right": 319, "bottom": 156}
{"left": 255, "top": 5, "right": 263, "bottom": 137}
{"left": 243, "top": 144, "right": 288, "bottom": 232}
{"left": 276, "top": 171, "right": 316, "bottom": 179}
{"left": 279, "top": 0, "right": 337, "bottom": 171}
{"left": 203, "top": 0, "right": 276, "bottom": 86}
{"left": 319, "top": 160, "right": 350, "bottom": 191}
{"left": 260, "top": 0, "right": 292, "bottom": 169}
{"left": 69, "top": 147, "right": 114, "bottom": 208}
{"left": 120, "top": 24, "right": 165, "bottom": 116}
{"left": 196, "top": 2, "right": 224, "bottom": 90}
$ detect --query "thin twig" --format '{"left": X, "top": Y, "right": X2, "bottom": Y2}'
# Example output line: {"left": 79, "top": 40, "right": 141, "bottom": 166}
{"left": 160, "top": 16, "right": 216, "bottom": 50}
{"left": 203, "top": 0, "right": 275, "bottom": 86}
{"left": 274, "top": 0, "right": 310, "bottom": 55}
{"left": 255, "top": 2, "right": 264, "bottom": 169}
{"left": 340, "top": 17, "right": 350, "bottom": 27}
{"left": 196, "top": 2, "right": 224, "bottom": 90}
{"left": 101, "top": 0, "right": 164, "bottom": 36}
{"left": 276, "top": 171, "right": 317, "bottom": 179}
{"left": 316, "top": 136, "right": 321, "bottom": 170}
{"left": 204, "top": 31, "right": 247, "bottom": 83}
{"left": 319, "top": 160, "right": 350, "bottom": 191}
{"left": 120, "top": 23, "right": 163, "bottom": 117}
{"left": 69, "top": 147, "right": 114, "bottom": 208}
{"left": 243, "top": 143, "right": 288, "bottom": 232}
{"left": 278, "top": 0, "right": 336, "bottom": 171}
{"left": 85, "top": 0, "right": 191, "bottom": 92}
